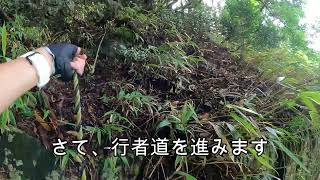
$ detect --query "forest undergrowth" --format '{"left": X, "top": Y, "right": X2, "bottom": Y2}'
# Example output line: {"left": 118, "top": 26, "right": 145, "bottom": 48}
{"left": 1, "top": 1, "right": 320, "bottom": 179}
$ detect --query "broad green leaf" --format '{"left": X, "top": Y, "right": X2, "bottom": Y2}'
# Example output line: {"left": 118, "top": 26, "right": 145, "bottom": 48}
{"left": 247, "top": 147, "right": 274, "bottom": 170}
{"left": 300, "top": 97, "right": 317, "bottom": 112}
{"left": 309, "top": 111, "right": 320, "bottom": 129}
{"left": 115, "top": 27, "right": 136, "bottom": 42}
{"left": 299, "top": 91, "right": 320, "bottom": 104}
{"left": 299, "top": 91, "right": 320, "bottom": 112}
{"left": 230, "top": 112, "right": 259, "bottom": 136}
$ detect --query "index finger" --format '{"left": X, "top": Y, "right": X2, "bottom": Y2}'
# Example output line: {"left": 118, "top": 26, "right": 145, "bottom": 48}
{"left": 77, "top": 54, "right": 87, "bottom": 60}
{"left": 75, "top": 47, "right": 81, "bottom": 56}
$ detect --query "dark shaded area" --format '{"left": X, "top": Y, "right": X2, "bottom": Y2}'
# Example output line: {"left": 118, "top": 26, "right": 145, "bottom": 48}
{"left": 0, "top": 131, "right": 56, "bottom": 179}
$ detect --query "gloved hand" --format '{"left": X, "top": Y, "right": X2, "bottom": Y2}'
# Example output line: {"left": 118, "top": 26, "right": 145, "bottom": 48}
{"left": 47, "top": 43, "right": 86, "bottom": 81}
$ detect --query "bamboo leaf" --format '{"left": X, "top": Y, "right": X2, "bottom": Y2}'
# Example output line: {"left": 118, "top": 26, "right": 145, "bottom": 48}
{"left": 73, "top": 154, "right": 82, "bottom": 163}
{"left": 8, "top": 110, "right": 16, "bottom": 126}
{"left": 310, "top": 111, "right": 320, "bottom": 129}
{"left": 1, "top": 23, "right": 7, "bottom": 58}
{"left": 210, "top": 122, "right": 235, "bottom": 162}
{"left": 226, "top": 104, "right": 263, "bottom": 118}
{"left": 61, "top": 153, "right": 69, "bottom": 170}
{"left": 120, "top": 156, "right": 130, "bottom": 167}
{"left": 273, "top": 140, "right": 310, "bottom": 173}
{"left": 156, "top": 119, "right": 171, "bottom": 132}
{"left": 230, "top": 112, "right": 259, "bottom": 136}
{"left": 299, "top": 91, "right": 320, "bottom": 112}
{"left": 81, "top": 169, "right": 87, "bottom": 180}
{"left": 175, "top": 171, "right": 197, "bottom": 180}
{"left": 247, "top": 147, "right": 274, "bottom": 170}
{"left": 175, "top": 155, "right": 185, "bottom": 169}
{"left": 0, "top": 109, "right": 9, "bottom": 131}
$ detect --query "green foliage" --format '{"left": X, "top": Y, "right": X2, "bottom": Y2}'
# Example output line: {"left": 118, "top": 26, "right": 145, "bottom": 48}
{"left": 124, "top": 41, "right": 204, "bottom": 71}
{"left": 174, "top": 171, "right": 197, "bottom": 180}
{"left": 246, "top": 47, "right": 318, "bottom": 84}
{"left": 103, "top": 111, "right": 131, "bottom": 124}
{"left": 117, "top": 5, "right": 159, "bottom": 32}
{"left": 247, "top": 147, "right": 274, "bottom": 170}
{"left": 169, "top": 101, "right": 199, "bottom": 132}
{"left": 115, "top": 89, "right": 156, "bottom": 116}
{"left": 220, "top": 0, "right": 306, "bottom": 50}
{"left": 86, "top": 123, "right": 126, "bottom": 143}
{"left": 273, "top": 139, "right": 310, "bottom": 173}
{"left": 101, "top": 156, "right": 119, "bottom": 180}
{"left": 271, "top": 0, "right": 307, "bottom": 49}
{"left": 225, "top": 89, "right": 320, "bottom": 176}
{"left": 159, "top": 2, "right": 216, "bottom": 38}
{"left": 1, "top": 15, "right": 47, "bottom": 58}
{"left": 0, "top": 109, "right": 15, "bottom": 133}
{"left": 298, "top": 91, "right": 320, "bottom": 130}
{"left": 227, "top": 103, "right": 264, "bottom": 136}
{"left": 0, "top": 20, "right": 38, "bottom": 132}
{"left": 100, "top": 155, "right": 129, "bottom": 180}
{"left": 114, "top": 27, "right": 140, "bottom": 42}
{"left": 69, "top": 2, "right": 107, "bottom": 25}
{"left": 60, "top": 149, "right": 83, "bottom": 170}
{"left": 117, "top": 40, "right": 204, "bottom": 95}
{"left": 1, "top": 0, "right": 74, "bottom": 28}
{"left": 1, "top": 23, "right": 7, "bottom": 60}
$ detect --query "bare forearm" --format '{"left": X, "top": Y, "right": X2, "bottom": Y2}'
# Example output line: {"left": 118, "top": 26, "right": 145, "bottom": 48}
{"left": 0, "top": 44, "right": 86, "bottom": 114}
{"left": 0, "top": 48, "right": 53, "bottom": 113}
{"left": 0, "top": 57, "right": 38, "bottom": 112}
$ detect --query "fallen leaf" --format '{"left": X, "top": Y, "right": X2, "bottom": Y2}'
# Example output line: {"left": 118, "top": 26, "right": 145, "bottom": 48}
{"left": 66, "top": 131, "right": 80, "bottom": 138}
{"left": 34, "top": 111, "right": 52, "bottom": 131}
{"left": 49, "top": 112, "right": 58, "bottom": 131}
{"left": 200, "top": 113, "right": 209, "bottom": 122}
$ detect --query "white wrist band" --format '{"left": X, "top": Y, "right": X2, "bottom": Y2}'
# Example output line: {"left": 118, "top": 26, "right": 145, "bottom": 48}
{"left": 44, "top": 47, "right": 56, "bottom": 74}
{"left": 21, "top": 51, "right": 52, "bottom": 88}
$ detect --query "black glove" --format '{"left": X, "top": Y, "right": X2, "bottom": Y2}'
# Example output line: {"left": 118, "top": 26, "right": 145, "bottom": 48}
{"left": 48, "top": 43, "right": 78, "bottom": 81}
